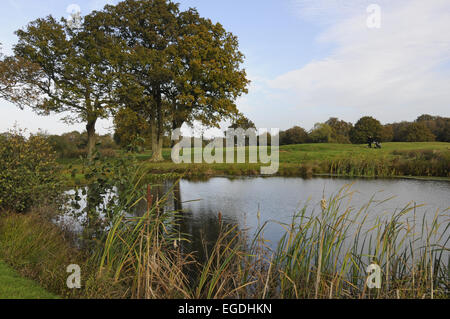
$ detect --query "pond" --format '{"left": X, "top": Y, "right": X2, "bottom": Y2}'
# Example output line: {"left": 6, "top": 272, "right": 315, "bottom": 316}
{"left": 174, "top": 177, "right": 450, "bottom": 248}
{"left": 63, "top": 176, "right": 450, "bottom": 256}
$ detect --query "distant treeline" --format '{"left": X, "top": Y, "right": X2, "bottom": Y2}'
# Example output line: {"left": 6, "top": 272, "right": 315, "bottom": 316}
{"left": 44, "top": 132, "right": 118, "bottom": 159}
{"left": 279, "top": 114, "right": 449, "bottom": 146}
{"left": 3, "top": 114, "right": 447, "bottom": 160}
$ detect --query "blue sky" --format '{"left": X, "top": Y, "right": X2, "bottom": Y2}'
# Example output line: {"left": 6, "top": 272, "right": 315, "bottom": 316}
{"left": 1, "top": 0, "right": 449, "bottom": 135}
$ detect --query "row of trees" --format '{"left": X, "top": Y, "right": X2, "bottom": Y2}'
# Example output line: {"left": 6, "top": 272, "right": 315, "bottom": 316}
{"left": 280, "top": 115, "right": 449, "bottom": 146}
{"left": 0, "top": 0, "right": 249, "bottom": 162}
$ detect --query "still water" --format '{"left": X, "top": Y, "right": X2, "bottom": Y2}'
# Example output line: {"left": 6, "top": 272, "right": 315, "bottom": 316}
{"left": 174, "top": 177, "right": 450, "bottom": 247}
{"left": 64, "top": 177, "right": 450, "bottom": 252}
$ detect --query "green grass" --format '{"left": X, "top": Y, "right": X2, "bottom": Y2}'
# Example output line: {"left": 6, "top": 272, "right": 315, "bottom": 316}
{"left": 0, "top": 261, "right": 58, "bottom": 299}
{"left": 124, "top": 142, "right": 449, "bottom": 162}
{"left": 59, "top": 142, "right": 450, "bottom": 186}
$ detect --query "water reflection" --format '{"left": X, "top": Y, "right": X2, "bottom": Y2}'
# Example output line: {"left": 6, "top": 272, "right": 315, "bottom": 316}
{"left": 175, "top": 177, "right": 449, "bottom": 248}
{"left": 64, "top": 176, "right": 450, "bottom": 256}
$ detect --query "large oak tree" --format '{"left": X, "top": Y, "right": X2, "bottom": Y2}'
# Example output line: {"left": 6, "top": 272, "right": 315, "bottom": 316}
{"left": 93, "top": 0, "right": 249, "bottom": 161}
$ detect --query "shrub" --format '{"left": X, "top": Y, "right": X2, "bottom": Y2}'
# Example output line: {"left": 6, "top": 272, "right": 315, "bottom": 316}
{"left": 47, "top": 132, "right": 119, "bottom": 159}
{"left": 0, "top": 128, "right": 62, "bottom": 213}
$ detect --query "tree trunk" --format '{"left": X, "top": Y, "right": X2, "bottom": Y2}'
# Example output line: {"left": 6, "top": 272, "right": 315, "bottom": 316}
{"left": 150, "top": 89, "right": 164, "bottom": 162}
{"left": 86, "top": 118, "right": 97, "bottom": 162}
{"left": 150, "top": 124, "right": 164, "bottom": 162}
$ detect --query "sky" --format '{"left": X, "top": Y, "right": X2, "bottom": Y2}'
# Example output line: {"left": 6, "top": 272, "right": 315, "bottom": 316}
{"left": 1, "top": 0, "right": 449, "bottom": 135}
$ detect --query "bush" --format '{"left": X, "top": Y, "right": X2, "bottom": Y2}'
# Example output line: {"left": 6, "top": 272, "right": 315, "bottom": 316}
{"left": 0, "top": 128, "right": 62, "bottom": 213}
{"left": 47, "top": 132, "right": 119, "bottom": 159}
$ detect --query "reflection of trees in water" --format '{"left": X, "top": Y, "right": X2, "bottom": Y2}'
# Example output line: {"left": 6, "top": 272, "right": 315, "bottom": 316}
{"left": 124, "top": 179, "right": 245, "bottom": 282}
{"left": 130, "top": 180, "right": 177, "bottom": 217}
{"left": 128, "top": 180, "right": 243, "bottom": 254}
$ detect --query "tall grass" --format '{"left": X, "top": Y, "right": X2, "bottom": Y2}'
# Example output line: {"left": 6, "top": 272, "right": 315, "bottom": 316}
{"left": 325, "top": 150, "right": 449, "bottom": 177}
{"left": 89, "top": 182, "right": 449, "bottom": 299}
{"left": 0, "top": 211, "right": 83, "bottom": 298}
{"left": 255, "top": 186, "right": 449, "bottom": 298}
{"left": 91, "top": 181, "right": 253, "bottom": 299}
{"left": 89, "top": 182, "right": 193, "bottom": 299}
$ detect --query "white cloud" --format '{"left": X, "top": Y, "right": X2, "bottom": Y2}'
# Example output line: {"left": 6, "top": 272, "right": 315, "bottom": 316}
{"left": 88, "top": 0, "right": 118, "bottom": 12}
{"left": 270, "top": 0, "right": 450, "bottom": 123}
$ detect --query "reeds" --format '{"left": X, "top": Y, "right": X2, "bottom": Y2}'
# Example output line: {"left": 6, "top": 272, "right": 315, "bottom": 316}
{"left": 91, "top": 182, "right": 194, "bottom": 299}
{"left": 326, "top": 150, "right": 450, "bottom": 178}
{"left": 89, "top": 183, "right": 449, "bottom": 299}
{"left": 250, "top": 185, "right": 449, "bottom": 299}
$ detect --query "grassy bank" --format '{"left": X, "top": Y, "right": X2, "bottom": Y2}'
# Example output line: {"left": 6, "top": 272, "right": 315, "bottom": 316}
{"left": 0, "top": 212, "right": 128, "bottom": 299}
{"left": 60, "top": 142, "right": 450, "bottom": 186}
{"left": 0, "top": 261, "right": 58, "bottom": 299}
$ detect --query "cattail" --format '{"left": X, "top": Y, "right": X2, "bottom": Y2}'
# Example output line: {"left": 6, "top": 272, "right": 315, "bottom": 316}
{"left": 218, "top": 211, "right": 222, "bottom": 224}
{"left": 321, "top": 198, "right": 327, "bottom": 211}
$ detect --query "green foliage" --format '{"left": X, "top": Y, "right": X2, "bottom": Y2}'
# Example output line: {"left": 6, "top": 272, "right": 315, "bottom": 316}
{"left": 399, "top": 122, "right": 436, "bottom": 142}
{"left": 280, "top": 126, "right": 308, "bottom": 145}
{"left": 350, "top": 116, "right": 383, "bottom": 144}
{"left": 380, "top": 124, "right": 394, "bottom": 142}
{"left": 229, "top": 115, "right": 256, "bottom": 130}
{"left": 0, "top": 128, "right": 62, "bottom": 213}
{"left": 325, "top": 117, "right": 353, "bottom": 143}
{"left": 309, "top": 123, "right": 334, "bottom": 143}
{"left": 47, "top": 131, "right": 118, "bottom": 159}
{"left": 388, "top": 115, "right": 449, "bottom": 142}
{"left": 113, "top": 107, "right": 150, "bottom": 152}
{"left": 7, "top": 14, "right": 119, "bottom": 159}
{"left": 416, "top": 114, "right": 450, "bottom": 142}
{"left": 68, "top": 154, "right": 147, "bottom": 245}
{"left": 91, "top": 0, "right": 249, "bottom": 161}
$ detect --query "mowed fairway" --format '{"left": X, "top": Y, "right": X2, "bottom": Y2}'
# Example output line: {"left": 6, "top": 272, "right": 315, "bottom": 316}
{"left": 0, "top": 261, "right": 58, "bottom": 299}
{"left": 129, "top": 142, "right": 450, "bottom": 162}
{"left": 277, "top": 142, "right": 450, "bottom": 162}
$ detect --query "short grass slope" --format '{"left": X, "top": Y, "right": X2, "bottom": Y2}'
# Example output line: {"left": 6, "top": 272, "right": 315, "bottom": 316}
{"left": 0, "top": 261, "right": 58, "bottom": 299}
